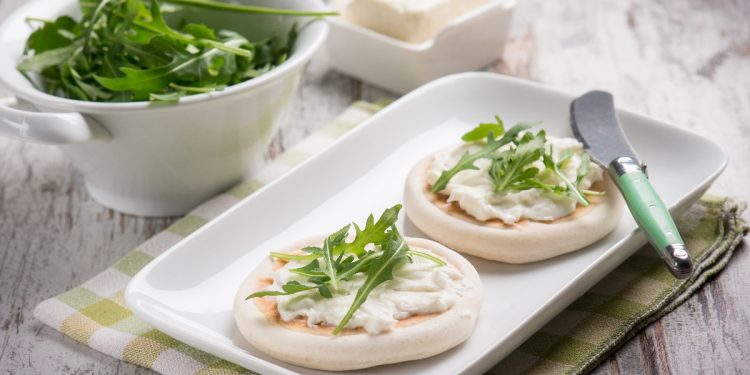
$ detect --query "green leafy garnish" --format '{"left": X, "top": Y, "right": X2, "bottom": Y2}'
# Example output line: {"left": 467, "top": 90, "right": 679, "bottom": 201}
{"left": 542, "top": 148, "right": 590, "bottom": 206}
{"left": 289, "top": 259, "right": 325, "bottom": 278}
{"left": 431, "top": 116, "right": 598, "bottom": 206}
{"left": 245, "top": 281, "right": 317, "bottom": 299}
{"left": 489, "top": 130, "right": 547, "bottom": 193}
{"left": 267, "top": 251, "right": 318, "bottom": 263}
{"left": 157, "top": 0, "right": 338, "bottom": 16}
{"left": 431, "top": 122, "right": 533, "bottom": 193}
{"left": 339, "top": 205, "right": 401, "bottom": 257}
{"left": 407, "top": 249, "right": 447, "bottom": 266}
{"left": 246, "top": 205, "right": 447, "bottom": 335}
{"left": 333, "top": 227, "right": 409, "bottom": 335}
{"left": 268, "top": 205, "right": 401, "bottom": 264}
{"left": 320, "top": 225, "right": 350, "bottom": 291}
{"left": 460, "top": 115, "right": 505, "bottom": 142}
{"left": 17, "top": 0, "right": 335, "bottom": 102}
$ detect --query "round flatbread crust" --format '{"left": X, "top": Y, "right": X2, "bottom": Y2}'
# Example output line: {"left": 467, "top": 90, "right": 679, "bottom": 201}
{"left": 233, "top": 236, "right": 484, "bottom": 371}
{"left": 404, "top": 156, "right": 624, "bottom": 263}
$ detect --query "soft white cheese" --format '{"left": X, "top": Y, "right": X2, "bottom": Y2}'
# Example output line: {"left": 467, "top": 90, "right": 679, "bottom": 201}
{"left": 338, "top": 0, "right": 491, "bottom": 44}
{"left": 267, "top": 249, "right": 466, "bottom": 334}
{"left": 426, "top": 136, "right": 604, "bottom": 224}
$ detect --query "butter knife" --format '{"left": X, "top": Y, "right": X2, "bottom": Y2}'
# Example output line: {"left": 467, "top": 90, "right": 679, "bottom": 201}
{"left": 570, "top": 91, "right": 693, "bottom": 279}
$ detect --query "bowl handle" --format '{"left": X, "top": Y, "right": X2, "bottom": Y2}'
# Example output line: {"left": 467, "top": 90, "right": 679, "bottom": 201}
{"left": 0, "top": 97, "right": 109, "bottom": 144}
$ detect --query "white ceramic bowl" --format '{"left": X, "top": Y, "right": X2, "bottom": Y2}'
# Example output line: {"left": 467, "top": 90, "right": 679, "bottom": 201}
{"left": 325, "top": 0, "right": 516, "bottom": 94}
{"left": 0, "top": 0, "right": 328, "bottom": 217}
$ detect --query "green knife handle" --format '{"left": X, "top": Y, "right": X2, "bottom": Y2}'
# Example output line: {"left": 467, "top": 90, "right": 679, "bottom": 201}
{"left": 610, "top": 157, "right": 693, "bottom": 279}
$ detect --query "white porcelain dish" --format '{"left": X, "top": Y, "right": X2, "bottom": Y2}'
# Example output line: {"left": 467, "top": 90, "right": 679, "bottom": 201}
{"left": 126, "top": 73, "right": 726, "bottom": 374}
{"left": 325, "top": 0, "right": 516, "bottom": 94}
{"left": 0, "top": 0, "right": 328, "bottom": 217}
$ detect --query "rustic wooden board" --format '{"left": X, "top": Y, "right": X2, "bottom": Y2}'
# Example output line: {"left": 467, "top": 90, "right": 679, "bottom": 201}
{"left": 1, "top": 0, "right": 748, "bottom": 373}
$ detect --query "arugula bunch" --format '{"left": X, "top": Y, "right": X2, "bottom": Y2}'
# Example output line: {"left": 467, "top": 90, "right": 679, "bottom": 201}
{"left": 17, "top": 0, "right": 335, "bottom": 102}
{"left": 247, "top": 204, "right": 446, "bottom": 335}
{"left": 431, "top": 116, "right": 596, "bottom": 207}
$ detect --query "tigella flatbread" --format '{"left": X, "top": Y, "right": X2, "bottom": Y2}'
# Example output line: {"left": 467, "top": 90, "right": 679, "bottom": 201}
{"left": 233, "top": 207, "right": 483, "bottom": 371}
{"left": 404, "top": 120, "right": 624, "bottom": 263}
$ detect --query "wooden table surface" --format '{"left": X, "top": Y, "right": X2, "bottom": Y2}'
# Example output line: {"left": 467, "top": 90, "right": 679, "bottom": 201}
{"left": 1, "top": 0, "right": 749, "bottom": 373}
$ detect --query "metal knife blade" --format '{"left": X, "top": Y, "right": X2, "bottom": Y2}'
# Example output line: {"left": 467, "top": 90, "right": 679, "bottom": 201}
{"left": 570, "top": 91, "right": 640, "bottom": 167}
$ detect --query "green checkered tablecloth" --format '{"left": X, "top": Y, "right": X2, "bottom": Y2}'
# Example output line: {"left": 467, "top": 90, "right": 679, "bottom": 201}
{"left": 34, "top": 101, "right": 748, "bottom": 375}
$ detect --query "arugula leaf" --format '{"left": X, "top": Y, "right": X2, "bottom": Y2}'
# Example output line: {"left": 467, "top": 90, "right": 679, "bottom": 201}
{"left": 244, "top": 281, "right": 317, "bottom": 299}
{"left": 17, "top": 0, "right": 332, "bottom": 102}
{"left": 182, "top": 23, "right": 216, "bottom": 40}
{"left": 490, "top": 130, "right": 547, "bottom": 193}
{"left": 460, "top": 118, "right": 543, "bottom": 143}
{"left": 333, "top": 226, "right": 409, "bottom": 335}
{"left": 71, "top": 67, "right": 113, "bottom": 100}
{"left": 321, "top": 225, "right": 350, "bottom": 291}
{"left": 431, "top": 122, "right": 534, "bottom": 193}
{"left": 461, "top": 115, "right": 505, "bottom": 142}
{"left": 336, "top": 251, "right": 377, "bottom": 280}
{"left": 25, "top": 16, "right": 79, "bottom": 53}
{"left": 148, "top": 92, "right": 181, "bottom": 102}
{"left": 269, "top": 205, "right": 400, "bottom": 263}
{"left": 407, "top": 250, "right": 447, "bottom": 266}
{"left": 17, "top": 40, "right": 84, "bottom": 73}
{"left": 267, "top": 251, "right": 314, "bottom": 263}
{"left": 337, "top": 205, "right": 401, "bottom": 257}
{"left": 513, "top": 120, "right": 543, "bottom": 129}
{"left": 317, "top": 285, "right": 333, "bottom": 298}
{"left": 161, "top": 0, "right": 338, "bottom": 17}
{"left": 94, "top": 34, "right": 245, "bottom": 100}
{"left": 435, "top": 116, "right": 604, "bottom": 208}
{"left": 79, "top": 0, "right": 99, "bottom": 18}
{"left": 485, "top": 130, "right": 591, "bottom": 207}
{"left": 289, "top": 259, "right": 326, "bottom": 278}
{"left": 95, "top": 62, "right": 177, "bottom": 100}
{"left": 542, "top": 149, "right": 590, "bottom": 206}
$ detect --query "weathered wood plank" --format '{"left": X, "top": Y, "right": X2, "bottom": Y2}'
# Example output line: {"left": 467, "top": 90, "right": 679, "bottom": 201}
{"left": 1, "top": 0, "right": 748, "bottom": 373}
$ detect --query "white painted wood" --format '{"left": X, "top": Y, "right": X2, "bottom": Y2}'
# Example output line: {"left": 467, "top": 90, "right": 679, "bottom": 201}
{"left": 1, "top": 0, "right": 748, "bottom": 373}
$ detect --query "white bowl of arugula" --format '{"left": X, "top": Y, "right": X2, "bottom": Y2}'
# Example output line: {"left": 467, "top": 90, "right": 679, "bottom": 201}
{"left": 0, "top": 0, "right": 331, "bottom": 216}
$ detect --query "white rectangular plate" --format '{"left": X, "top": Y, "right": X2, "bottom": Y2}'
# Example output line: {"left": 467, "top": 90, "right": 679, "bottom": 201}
{"left": 126, "top": 73, "right": 726, "bottom": 375}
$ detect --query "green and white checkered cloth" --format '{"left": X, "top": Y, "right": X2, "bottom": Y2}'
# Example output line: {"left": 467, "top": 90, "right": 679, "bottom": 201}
{"left": 34, "top": 101, "right": 748, "bottom": 375}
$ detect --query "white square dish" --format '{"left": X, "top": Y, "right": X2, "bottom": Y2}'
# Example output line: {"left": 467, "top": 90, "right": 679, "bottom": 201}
{"left": 325, "top": 0, "right": 516, "bottom": 94}
{"left": 125, "top": 73, "right": 726, "bottom": 375}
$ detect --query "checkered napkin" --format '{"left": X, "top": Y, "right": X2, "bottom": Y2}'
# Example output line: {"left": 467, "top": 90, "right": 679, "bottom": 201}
{"left": 33, "top": 101, "right": 748, "bottom": 375}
